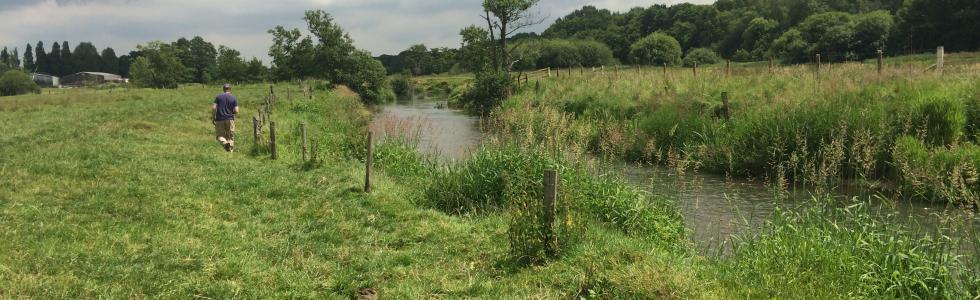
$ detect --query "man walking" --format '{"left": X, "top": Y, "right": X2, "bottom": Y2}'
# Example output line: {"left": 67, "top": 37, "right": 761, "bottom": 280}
{"left": 212, "top": 83, "right": 239, "bottom": 152}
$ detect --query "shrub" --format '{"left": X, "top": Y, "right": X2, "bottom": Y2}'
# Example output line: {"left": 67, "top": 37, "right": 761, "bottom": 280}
{"left": 628, "top": 32, "right": 682, "bottom": 66}
{"left": 462, "top": 70, "right": 511, "bottom": 114}
{"left": 0, "top": 70, "right": 40, "bottom": 96}
{"left": 575, "top": 40, "right": 617, "bottom": 67}
{"left": 683, "top": 48, "right": 721, "bottom": 67}
{"left": 390, "top": 75, "right": 412, "bottom": 99}
{"left": 537, "top": 40, "right": 581, "bottom": 68}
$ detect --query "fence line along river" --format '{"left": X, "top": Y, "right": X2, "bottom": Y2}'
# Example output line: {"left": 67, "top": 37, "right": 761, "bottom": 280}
{"left": 371, "top": 98, "right": 979, "bottom": 254}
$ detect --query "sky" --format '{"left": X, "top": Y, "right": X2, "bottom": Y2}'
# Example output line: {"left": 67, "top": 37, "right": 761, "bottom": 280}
{"left": 0, "top": 0, "right": 711, "bottom": 63}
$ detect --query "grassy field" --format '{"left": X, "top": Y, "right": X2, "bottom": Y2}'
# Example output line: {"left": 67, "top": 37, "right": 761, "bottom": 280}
{"left": 1, "top": 81, "right": 977, "bottom": 298}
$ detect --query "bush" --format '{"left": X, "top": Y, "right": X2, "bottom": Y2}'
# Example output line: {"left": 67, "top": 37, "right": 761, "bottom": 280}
{"left": 0, "top": 70, "right": 40, "bottom": 96}
{"left": 575, "top": 40, "right": 617, "bottom": 67}
{"left": 462, "top": 70, "right": 511, "bottom": 114}
{"left": 628, "top": 32, "right": 682, "bottom": 66}
{"left": 911, "top": 95, "right": 967, "bottom": 146}
{"left": 537, "top": 40, "right": 581, "bottom": 68}
{"left": 390, "top": 75, "right": 412, "bottom": 99}
{"left": 683, "top": 48, "right": 721, "bottom": 67}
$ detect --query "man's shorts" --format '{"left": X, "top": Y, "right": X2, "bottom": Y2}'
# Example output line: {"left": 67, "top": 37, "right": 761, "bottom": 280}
{"left": 215, "top": 119, "right": 235, "bottom": 144}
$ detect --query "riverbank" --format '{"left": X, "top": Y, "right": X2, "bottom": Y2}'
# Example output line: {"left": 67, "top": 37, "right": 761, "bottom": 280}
{"left": 493, "top": 57, "right": 980, "bottom": 206}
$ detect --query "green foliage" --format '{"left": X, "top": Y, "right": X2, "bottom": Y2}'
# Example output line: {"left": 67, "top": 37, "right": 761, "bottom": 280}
{"left": 462, "top": 70, "right": 510, "bottom": 114}
{"left": 629, "top": 32, "right": 682, "bottom": 66}
{"left": 268, "top": 10, "right": 392, "bottom": 104}
{"left": 390, "top": 75, "right": 412, "bottom": 99}
{"left": 458, "top": 25, "right": 491, "bottom": 72}
{"left": 911, "top": 95, "right": 967, "bottom": 146}
{"left": 682, "top": 47, "right": 720, "bottom": 67}
{"left": 71, "top": 42, "right": 101, "bottom": 72}
{"left": 772, "top": 29, "right": 811, "bottom": 63}
{"left": 130, "top": 41, "right": 187, "bottom": 89}
{"left": 211, "top": 46, "right": 247, "bottom": 83}
{"left": 507, "top": 193, "right": 581, "bottom": 265}
{"left": 0, "top": 70, "right": 39, "bottom": 96}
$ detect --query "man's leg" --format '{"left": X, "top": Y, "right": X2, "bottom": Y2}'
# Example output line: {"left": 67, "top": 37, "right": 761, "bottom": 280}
{"left": 227, "top": 120, "right": 236, "bottom": 152}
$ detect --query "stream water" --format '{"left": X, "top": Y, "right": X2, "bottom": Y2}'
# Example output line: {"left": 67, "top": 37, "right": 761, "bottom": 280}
{"left": 372, "top": 98, "right": 978, "bottom": 253}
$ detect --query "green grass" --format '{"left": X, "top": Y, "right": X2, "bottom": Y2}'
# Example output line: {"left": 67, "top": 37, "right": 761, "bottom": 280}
{"left": 0, "top": 84, "right": 712, "bottom": 298}
{"left": 2, "top": 80, "right": 977, "bottom": 298}
{"left": 498, "top": 55, "right": 980, "bottom": 204}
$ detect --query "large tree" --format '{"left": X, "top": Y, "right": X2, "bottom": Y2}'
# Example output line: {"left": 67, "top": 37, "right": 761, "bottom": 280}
{"left": 72, "top": 42, "right": 101, "bottom": 72}
{"left": 458, "top": 25, "right": 491, "bottom": 72}
{"left": 100, "top": 47, "right": 119, "bottom": 74}
{"left": 34, "top": 41, "right": 48, "bottom": 74}
{"left": 481, "top": 0, "right": 542, "bottom": 71}
{"left": 24, "top": 44, "right": 35, "bottom": 72}
{"left": 60, "top": 41, "right": 72, "bottom": 75}
{"left": 130, "top": 42, "right": 187, "bottom": 89}
{"left": 212, "top": 46, "right": 247, "bottom": 83}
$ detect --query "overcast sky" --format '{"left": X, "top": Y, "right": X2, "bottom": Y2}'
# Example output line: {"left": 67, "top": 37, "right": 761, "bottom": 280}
{"left": 0, "top": 0, "right": 711, "bottom": 63}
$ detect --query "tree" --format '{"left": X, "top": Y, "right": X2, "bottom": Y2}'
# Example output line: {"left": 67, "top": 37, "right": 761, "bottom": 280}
{"left": 212, "top": 46, "right": 247, "bottom": 83}
{"left": 60, "top": 41, "right": 72, "bottom": 75}
{"left": 401, "top": 44, "right": 429, "bottom": 75}
{"left": 244, "top": 58, "right": 269, "bottom": 83}
{"left": 176, "top": 37, "right": 218, "bottom": 83}
{"left": 575, "top": 40, "right": 617, "bottom": 67}
{"left": 100, "top": 47, "right": 119, "bottom": 74}
{"left": 772, "top": 28, "right": 811, "bottom": 63}
{"left": 268, "top": 10, "right": 392, "bottom": 103}
{"left": 458, "top": 25, "right": 491, "bottom": 72}
{"left": 129, "top": 41, "right": 187, "bottom": 89}
{"left": 1, "top": 48, "right": 9, "bottom": 68}
{"left": 35, "top": 41, "right": 48, "bottom": 74}
{"left": 741, "top": 17, "right": 779, "bottom": 59}
{"left": 798, "top": 12, "right": 855, "bottom": 60}
{"left": 24, "top": 44, "right": 35, "bottom": 72}
{"left": 72, "top": 42, "right": 101, "bottom": 72}
{"left": 0, "top": 70, "right": 39, "bottom": 96}
{"left": 49, "top": 42, "right": 62, "bottom": 75}
{"left": 683, "top": 47, "right": 721, "bottom": 67}
{"left": 629, "top": 32, "right": 682, "bottom": 65}
{"left": 853, "top": 10, "right": 893, "bottom": 57}
{"left": 482, "top": 0, "right": 543, "bottom": 71}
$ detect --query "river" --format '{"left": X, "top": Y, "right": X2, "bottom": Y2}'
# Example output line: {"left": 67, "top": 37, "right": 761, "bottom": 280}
{"left": 371, "top": 98, "right": 978, "bottom": 254}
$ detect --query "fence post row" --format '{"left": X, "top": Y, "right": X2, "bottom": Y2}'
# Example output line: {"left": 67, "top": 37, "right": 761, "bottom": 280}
{"left": 365, "top": 131, "right": 374, "bottom": 193}
{"left": 542, "top": 169, "right": 558, "bottom": 257}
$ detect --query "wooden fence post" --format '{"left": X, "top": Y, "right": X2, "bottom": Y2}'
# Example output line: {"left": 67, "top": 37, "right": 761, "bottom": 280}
{"left": 877, "top": 50, "right": 883, "bottom": 75}
{"left": 253, "top": 116, "right": 260, "bottom": 145}
{"left": 816, "top": 54, "right": 821, "bottom": 73}
{"left": 547, "top": 67, "right": 552, "bottom": 78}
{"left": 301, "top": 122, "right": 308, "bottom": 161}
{"left": 662, "top": 63, "right": 667, "bottom": 77}
{"left": 542, "top": 169, "right": 557, "bottom": 256}
{"left": 721, "top": 92, "right": 731, "bottom": 120}
{"left": 768, "top": 56, "right": 774, "bottom": 74}
{"left": 726, "top": 60, "right": 731, "bottom": 77}
{"left": 936, "top": 46, "right": 944, "bottom": 75}
{"left": 365, "top": 131, "right": 374, "bottom": 193}
{"left": 270, "top": 121, "right": 278, "bottom": 160}
{"left": 693, "top": 62, "right": 698, "bottom": 76}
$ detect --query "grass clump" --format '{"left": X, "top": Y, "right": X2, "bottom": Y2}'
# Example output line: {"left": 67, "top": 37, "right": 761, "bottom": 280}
{"left": 893, "top": 135, "right": 979, "bottom": 206}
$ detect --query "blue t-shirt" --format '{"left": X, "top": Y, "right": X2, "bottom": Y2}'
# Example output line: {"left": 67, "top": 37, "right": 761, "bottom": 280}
{"left": 214, "top": 93, "right": 238, "bottom": 121}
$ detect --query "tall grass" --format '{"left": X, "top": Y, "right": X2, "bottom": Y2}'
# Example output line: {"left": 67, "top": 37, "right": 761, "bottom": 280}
{"left": 500, "top": 60, "right": 980, "bottom": 204}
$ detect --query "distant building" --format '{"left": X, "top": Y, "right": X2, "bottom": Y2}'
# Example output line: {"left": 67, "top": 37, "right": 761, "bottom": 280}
{"left": 31, "top": 73, "right": 60, "bottom": 88}
{"left": 62, "top": 72, "right": 125, "bottom": 87}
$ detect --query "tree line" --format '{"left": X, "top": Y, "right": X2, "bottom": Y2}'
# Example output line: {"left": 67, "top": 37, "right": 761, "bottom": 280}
{"left": 0, "top": 42, "right": 131, "bottom": 77}
{"left": 375, "top": 0, "right": 978, "bottom": 76}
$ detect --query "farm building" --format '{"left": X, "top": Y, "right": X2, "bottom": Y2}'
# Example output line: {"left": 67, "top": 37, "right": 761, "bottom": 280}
{"left": 62, "top": 72, "right": 125, "bottom": 86}
{"left": 31, "top": 73, "right": 60, "bottom": 88}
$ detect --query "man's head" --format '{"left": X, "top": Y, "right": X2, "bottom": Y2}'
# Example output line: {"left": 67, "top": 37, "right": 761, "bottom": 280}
{"left": 223, "top": 83, "right": 232, "bottom": 92}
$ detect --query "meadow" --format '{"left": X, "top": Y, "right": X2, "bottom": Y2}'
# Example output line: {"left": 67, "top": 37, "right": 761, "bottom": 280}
{"left": 0, "top": 76, "right": 977, "bottom": 298}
